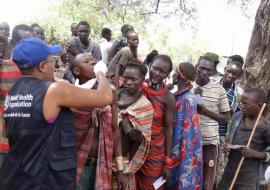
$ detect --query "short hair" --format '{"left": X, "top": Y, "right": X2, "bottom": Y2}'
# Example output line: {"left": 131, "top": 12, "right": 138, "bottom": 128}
{"left": 71, "top": 23, "right": 77, "bottom": 27}
{"left": 229, "top": 55, "right": 244, "bottom": 66}
{"left": 121, "top": 24, "right": 134, "bottom": 36}
{"left": 12, "top": 24, "right": 33, "bottom": 44}
{"left": 143, "top": 50, "right": 158, "bottom": 66}
{"left": 227, "top": 60, "right": 243, "bottom": 70}
{"left": 178, "top": 62, "right": 196, "bottom": 81}
{"left": 244, "top": 88, "right": 267, "bottom": 103}
{"left": 78, "top": 21, "right": 90, "bottom": 29}
{"left": 152, "top": 54, "right": 173, "bottom": 73}
{"left": 126, "top": 31, "right": 137, "bottom": 39}
{"left": 31, "top": 23, "right": 41, "bottom": 28}
{"left": 123, "top": 60, "right": 148, "bottom": 78}
{"left": 101, "top": 28, "right": 111, "bottom": 38}
{"left": 197, "top": 57, "right": 215, "bottom": 69}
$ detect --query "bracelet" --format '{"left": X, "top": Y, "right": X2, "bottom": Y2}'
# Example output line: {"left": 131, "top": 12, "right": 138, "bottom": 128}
{"left": 115, "top": 156, "right": 124, "bottom": 171}
{"left": 164, "top": 156, "right": 174, "bottom": 169}
{"left": 265, "top": 152, "right": 270, "bottom": 163}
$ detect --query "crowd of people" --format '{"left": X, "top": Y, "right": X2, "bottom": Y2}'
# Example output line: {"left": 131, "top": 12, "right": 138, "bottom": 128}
{"left": 0, "top": 20, "right": 269, "bottom": 190}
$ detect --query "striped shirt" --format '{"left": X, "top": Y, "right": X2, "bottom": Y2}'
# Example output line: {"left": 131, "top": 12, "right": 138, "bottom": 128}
{"left": 219, "top": 82, "right": 235, "bottom": 136}
{"left": 0, "top": 60, "right": 21, "bottom": 152}
{"left": 193, "top": 80, "right": 230, "bottom": 145}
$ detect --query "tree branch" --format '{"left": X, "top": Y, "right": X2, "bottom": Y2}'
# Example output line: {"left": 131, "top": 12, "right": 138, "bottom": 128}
{"left": 141, "top": 0, "right": 161, "bottom": 15}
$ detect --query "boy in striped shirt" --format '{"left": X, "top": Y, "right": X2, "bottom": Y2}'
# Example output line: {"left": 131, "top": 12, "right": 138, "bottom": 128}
{"left": 194, "top": 55, "right": 231, "bottom": 190}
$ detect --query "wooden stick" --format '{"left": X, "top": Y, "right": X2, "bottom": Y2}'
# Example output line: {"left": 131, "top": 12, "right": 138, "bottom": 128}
{"left": 229, "top": 103, "right": 267, "bottom": 190}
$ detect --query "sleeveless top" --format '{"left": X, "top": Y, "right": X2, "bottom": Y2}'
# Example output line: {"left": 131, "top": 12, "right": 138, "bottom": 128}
{"left": 0, "top": 77, "right": 76, "bottom": 190}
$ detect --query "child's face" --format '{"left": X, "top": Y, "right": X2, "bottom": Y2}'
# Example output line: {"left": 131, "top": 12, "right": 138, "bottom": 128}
{"left": 78, "top": 54, "right": 96, "bottom": 80}
{"left": 240, "top": 92, "right": 260, "bottom": 117}
{"left": 223, "top": 63, "right": 242, "bottom": 84}
{"left": 149, "top": 58, "right": 170, "bottom": 85}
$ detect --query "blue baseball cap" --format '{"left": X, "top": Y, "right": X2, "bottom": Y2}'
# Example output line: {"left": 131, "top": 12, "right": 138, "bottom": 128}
{"left": 12, "top": 37, "right": 62, "bottom": 69}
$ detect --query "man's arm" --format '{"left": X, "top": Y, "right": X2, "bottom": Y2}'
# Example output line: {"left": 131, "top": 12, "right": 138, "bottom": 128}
{"left": 198, "top": 106, "right": 231, "bottom": 123}
{"left": 198, "top": 86, "right": 231, "bottom": 123}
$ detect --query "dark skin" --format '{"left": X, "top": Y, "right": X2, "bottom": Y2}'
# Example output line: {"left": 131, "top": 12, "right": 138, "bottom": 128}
{"left": 222, "top": 62, "right": 243, "bottom": 89}
{"left": 71, "top": 23, "right": 78, "bottom": 36}
{"left": 195, "top": 58, "right": 231, "bottom": 123}
{"left": 33, "top": 26, "right": 45, "bottom": 41}
{"left": 0, "top": 35, "right": 8, "bottom": 60}
{"left": 148, "top": 58, "right": 175, "bottom": 181}
{"left": 66, "top": 24, "right": 90, "bottom": 56}
{"left": 104, "top": 31, "right": 112, "bottom": 42}
{"left": 0, "top": 22, "right": 10, "bottom": 38}
{"left": 73, "top": 53, "right": 126, "bottom": 188}
{"left": 225, "top": 92, "right": 267, "bottom": 160}
{"left": 115, "top": 32, "right": 139, "bottom": 88}
{"left": 118, "top": 67, "right": 145, "bottom": 161}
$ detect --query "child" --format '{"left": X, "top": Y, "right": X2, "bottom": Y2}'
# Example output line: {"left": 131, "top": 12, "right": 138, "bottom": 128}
{"left": 72, "top": 53, "right": 125, "bottom": 189}
{"left": 218, "top": 88, "right": 270, "bottom": 190}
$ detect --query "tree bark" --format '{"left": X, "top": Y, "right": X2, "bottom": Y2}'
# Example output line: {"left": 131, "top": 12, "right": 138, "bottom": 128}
{"left": 244, "top": 0, "right": 270, "bottom": 116}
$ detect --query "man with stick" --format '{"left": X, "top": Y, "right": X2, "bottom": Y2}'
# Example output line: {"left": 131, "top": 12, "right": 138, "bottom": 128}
{"left": 218, "top": 88, "right": 270, "bottom": 190}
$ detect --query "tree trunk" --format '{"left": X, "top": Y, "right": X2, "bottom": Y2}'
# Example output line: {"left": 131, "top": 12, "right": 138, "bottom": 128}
{"left": 244, "top": 0, "right": 270, "bottom": 117}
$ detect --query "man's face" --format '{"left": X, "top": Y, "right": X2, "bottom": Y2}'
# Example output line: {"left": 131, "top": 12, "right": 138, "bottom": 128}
{"left": 17, "top": 29, "right": 34, "bottom": 41}
{"left": 149, "top": 58, "right": 171, "bottom": 85}
{"left": 240, "top": 92, "right": 260, "bottom": 117}
{"left": 127, "top": 33, "right": 139, "bottom": 49}
{"left": 71, "top": 24, "right": 78, "bottom": 36}
{"left": 33, "top": 27, "right": 45, "bottom": 41}
{"left": 196, "top": 58, "right": 214, "bottom": 81}
{"left": 0, "top": 35, "right": 8, "bottom": 60}
{"left": 77, "top": 54, "right": 96, "bottom": 80}
{"left": 78, "top": 25, "right": 90, "bottom": 43}
{"left": 223, "top": 62, "right": 242, "bottom": 84}
{"left": 122, "top": 67, "right": 144, "bottom": 95}
{"left": 105, "top": 31, "right": 112, "bottom": 42}
{"left": 0, "top": 23, "right": 10, "bottom": 38}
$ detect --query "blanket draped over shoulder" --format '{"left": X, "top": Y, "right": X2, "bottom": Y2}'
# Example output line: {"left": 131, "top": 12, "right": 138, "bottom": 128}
{"left": 74, "top": 106, "right": 113, "bottom": 190}
{"left": 118, "top": 95, "right": 153, "bottom": 174}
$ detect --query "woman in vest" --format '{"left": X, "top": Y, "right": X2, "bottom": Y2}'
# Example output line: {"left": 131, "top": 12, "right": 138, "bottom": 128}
{"left": 0, "top": 37, "right": 113, "bottom": 190}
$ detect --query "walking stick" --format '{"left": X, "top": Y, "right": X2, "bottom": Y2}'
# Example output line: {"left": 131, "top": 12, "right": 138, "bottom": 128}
{"left": 229, "top": 103, "right": 267, "bottom": 190}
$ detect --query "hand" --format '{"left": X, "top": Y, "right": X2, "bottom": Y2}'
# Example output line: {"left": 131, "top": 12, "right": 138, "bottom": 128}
{"left": 241, "top": 147, "right": 266, "bottom": 159}
{"left": 128, "top": 128, "right": 143, "bottom": 142}
{"left": 116, "top": 170, "right": 127, "bottom": 190}
{"left": 65, "top": 42, "right": 79, "bottom": 56}
{"left": 162, "top": 167, "right": 172, "bottom": 182}
{"left": 194, "top": 87, "right": 203, "bottom": 96}
{"left": 197, "top": 104, "right": 206, "bottom": 115}
{"left": 224, "top": 143, "right": 231, "bottom": 156}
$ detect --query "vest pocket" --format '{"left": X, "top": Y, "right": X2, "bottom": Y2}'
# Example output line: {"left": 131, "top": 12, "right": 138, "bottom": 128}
{"left": 50, "top": 155, "right": 76, "bottom": 171}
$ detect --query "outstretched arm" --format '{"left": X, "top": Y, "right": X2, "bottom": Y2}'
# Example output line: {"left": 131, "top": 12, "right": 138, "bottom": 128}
{"left": 43, "top": 72, "right": 113, "bottom": 121}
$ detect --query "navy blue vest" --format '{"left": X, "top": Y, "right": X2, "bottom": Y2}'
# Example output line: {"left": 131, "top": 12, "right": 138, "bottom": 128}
{"left": 0, "top": 77, "right": 76, "bottom": 190}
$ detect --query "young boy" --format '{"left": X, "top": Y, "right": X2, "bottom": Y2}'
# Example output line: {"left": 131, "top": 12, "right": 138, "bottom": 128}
{"left": 107, "top": 31, "right": 139, "bottom": 87}
{"left": 218, "top": 88, "right": 270, "bottom": 190}
{"left": 72, "top": 53, "right": 124, "bottom": 189}
{"left": 215, "top": 60, "right": 244, "bottom": 186}
{"left": 194, "top": 56, "right": 231, "bottom": 190}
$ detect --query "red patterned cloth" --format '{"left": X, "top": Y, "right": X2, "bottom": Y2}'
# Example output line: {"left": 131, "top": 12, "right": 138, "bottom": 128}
{"left": 74, "top": 106, "right": 113, "bottom": 190}
{"left": 136, "top": 82, "right": 168, "bottom": 190}
{"left": 0, "top": 60, "right": 21, "bottom": 152}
